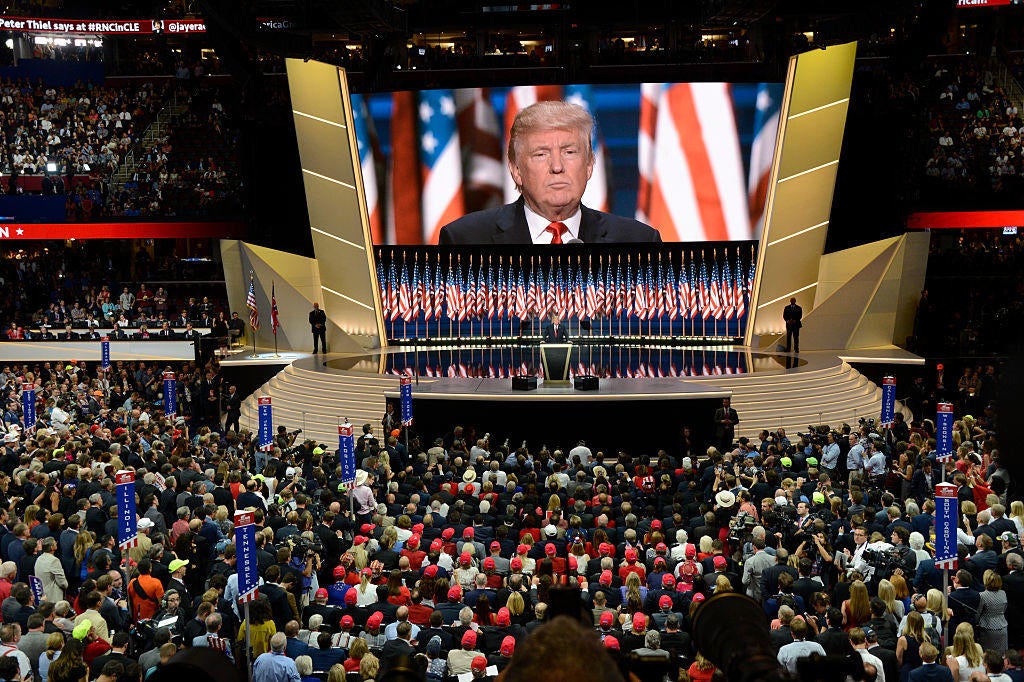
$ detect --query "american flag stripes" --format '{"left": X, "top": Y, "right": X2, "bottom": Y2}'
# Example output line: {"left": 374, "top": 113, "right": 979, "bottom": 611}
{"left": 270, "top": 283, "right": 279, "bottom": 336}
{"left": 748, "top": 84, "right": 784, "bottom": 238}
{"left": 246, "top": 272, "right": 260, "bottom": 332}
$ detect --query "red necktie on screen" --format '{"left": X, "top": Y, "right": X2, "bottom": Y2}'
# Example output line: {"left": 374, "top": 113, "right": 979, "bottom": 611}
{"left": 545, "top": 222, "right": 568, "bottom": 244}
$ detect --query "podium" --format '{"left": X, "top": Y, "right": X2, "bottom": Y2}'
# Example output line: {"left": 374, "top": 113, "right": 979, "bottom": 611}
{"left": 540, "top": 343, "right": 573, "bottom": 386}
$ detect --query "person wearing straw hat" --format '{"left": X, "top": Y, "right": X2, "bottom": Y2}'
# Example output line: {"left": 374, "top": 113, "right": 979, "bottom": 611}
{"left": 351, "top": 470, "right": 376, "bottom": 526}
{"left": 460, "top": 468, "right": 479, "bottom": 495}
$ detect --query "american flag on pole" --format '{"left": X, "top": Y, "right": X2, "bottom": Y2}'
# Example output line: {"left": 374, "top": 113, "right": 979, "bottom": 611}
{"left": 399, "top": 262, "right": 414, "bottom": 323}
{"left": 515, "top": 266, "right": 527, "bottom": 319}
{"left": 270, "top": 283, "right": 279, "bottom": 336}
{"left": 640, "top": 83, "right": 751, "bottom": 241}
{"left": 699, "top": 260, "right": 712, "bottom": 320}
{"left": 422, "top": 260, "right": 434, "bottom": 322}
{"left": 246, "top": 272, "right": 260, "bottom": 332}
{"left": 722, "top": 257, "right": 735, "bottom": 321}
{"left": 749, "top": 83, "right": 784, "bottom": 239}
{"left": 434, "top": 260, "right": 444, "bottom": 320}
{"left": 735, "top": 253, "right": 747, "bottom": 320}
{"left": 495, "top": 261, "right": 505, "bottom": 320}
{"left": 709, "top": 259, "right": 724, "bottom": 320}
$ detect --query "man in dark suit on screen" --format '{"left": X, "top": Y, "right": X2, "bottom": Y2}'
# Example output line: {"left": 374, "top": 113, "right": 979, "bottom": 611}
{"left": 783, "top": 297, "right": 802, "bottom": 353}
{"left": 542, "top": 314, "right": 569, "bottom": 344}
{"left": 438, "top": 101, "right": 662, "bottom": 245}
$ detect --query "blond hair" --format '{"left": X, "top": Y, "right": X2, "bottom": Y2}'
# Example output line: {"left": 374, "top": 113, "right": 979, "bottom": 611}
{"left": 507, "top": 101, "right": 593, "bottom": 165}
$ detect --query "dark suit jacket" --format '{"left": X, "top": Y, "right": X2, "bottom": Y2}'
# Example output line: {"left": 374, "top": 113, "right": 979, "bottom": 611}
{"left": 1004, "top": 571, "right": 1024, "bottom": 648}
{"left": 783, "top": 303, "right": 802, "bottom": 329}
{"left": 542, "top": 322, "right": 569, "bottom": 343}
{"left": 438, "top": 198, "right": 662, "bottom": 245}
{"left": 908, "top": 663, "right": 954, "bottom": 682}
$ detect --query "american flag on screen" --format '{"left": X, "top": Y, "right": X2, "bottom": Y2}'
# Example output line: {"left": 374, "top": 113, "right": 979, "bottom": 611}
{"left": 351, "top": 94, "right": 383, "bottom": 244}
{"left": 419, "top": 90, "right": 464, "bottom": 245}
{"left": 455, "top": 88, "right": 504, "bottom": 213}
{"left": 638, "top": 83, "right": 751, "bottom": 241}
{"left": 749, "top": 84, "right": 783, "bottom": 239}
{"left": 565, "top": 84, "right": 610, "bottom": 212}
{"left": 246, "top": 272, "right": 260, "bottom": 332}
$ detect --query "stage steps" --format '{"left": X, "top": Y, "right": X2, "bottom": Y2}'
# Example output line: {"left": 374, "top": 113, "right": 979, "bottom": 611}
{"left": 239, "top": 355, "right": 881, "bottom": 450}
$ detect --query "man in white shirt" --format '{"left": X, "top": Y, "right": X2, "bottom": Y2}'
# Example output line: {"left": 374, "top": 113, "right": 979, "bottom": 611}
{"left": 841, "top": 526, "right": 875, "bottom": 582}
{"left": 848, "top": 627, "right": 885, "bottom": 682}
{"left": 847, "top": 435, "right": 866, "bottom": 487}
{"left": 777, "top": 618, "right": 825, "bottom": 674}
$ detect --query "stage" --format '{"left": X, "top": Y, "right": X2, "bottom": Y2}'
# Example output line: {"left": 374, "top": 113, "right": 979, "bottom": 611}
{"left": 230, "top": 342, "right": 903, "bottom": 454}
{"left": 383, "top": 376, "right": 729, "bottom": 455}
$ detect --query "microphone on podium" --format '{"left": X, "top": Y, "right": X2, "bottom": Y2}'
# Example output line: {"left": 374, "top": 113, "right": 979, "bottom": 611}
{"left": 565, "top": 238, "right": 584, "bottom": 244}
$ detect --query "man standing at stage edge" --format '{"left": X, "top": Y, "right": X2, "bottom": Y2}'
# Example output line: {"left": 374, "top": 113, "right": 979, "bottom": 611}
{"left": 714, "top": 397, "right": 739, "bottom": 453}
{"left": 309, "top": 302, "right": 327, "bottom": 354}
{"left": 784, "top": 297, "right": 803, "bottom": 354}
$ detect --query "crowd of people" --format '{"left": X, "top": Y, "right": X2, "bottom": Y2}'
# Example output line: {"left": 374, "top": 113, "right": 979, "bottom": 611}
{"left": 0, "top": 242, "right": 230, "bottom": 339}
{"left": 0, "top": 78, "right": 169, "bottom": 185}
{"left": 920, "top": 57, "right": 1024, "bottom": 203}
{"left": 0, "top": 343, "right": 1014, "bottom": 682}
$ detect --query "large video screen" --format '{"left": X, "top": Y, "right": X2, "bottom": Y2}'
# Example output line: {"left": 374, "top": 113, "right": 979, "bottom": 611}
{"left": 350, "top": 82, "right": 783, "bottom": 245}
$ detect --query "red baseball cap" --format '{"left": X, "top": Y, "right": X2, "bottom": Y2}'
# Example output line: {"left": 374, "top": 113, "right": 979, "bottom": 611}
{"left": 341, "top": 615, "right": 354, "bottom": 628}
{"left": 568, "top": 556, "right": 578, "bottom": 570}
{"left": 412, "top": 523, "right": 424, "bottom": 533}
{"left": 500, "top": 636, "right": 516, "bottom": 657}
{"left": 656, "top": 542, "right": 668, "bottom": 552}
{"left": 448, "top": 585, "right": 463, "bottom": 601}
{"left": 442, "top": 528, "right": 455, "bottom": 540}
{"left": 490, "top": 541, "right": 501, "bottom": 550}
{"left": 713, "top": 556, "right": 727, "bottom": 570}
{"left": 483, "top": 557, "right": 496, "bottom": 570}
{"left": 692, "top": 593, "right": 706, "bottom": 604}
{"left": 496, "top": 607, "right": 510, "bottom": 626}
{"left": 463, "top": 527, "right": 474, "bottom": 538}
{"left": 604, "top": 636, "right": 620, "bottom": 651}
{"left": 625, "top": 548, "right": 637, "bottom": 562}
{"left": 510, "top": 557, "right": 523, "bottom": 570}
{"left": 659, "top": 595, "right": 673, "bottom": 609}
{"left": 632, "top": 613, "right": 647, "bottom": 631}
{"left": 461, "top": 630, "right": 477, "bottom": 648}
{"left": 516, "top": 544, "right": 529, "bottom": 555}
{"left": 315, "top": 588, "right": 328, "bottom": 599}
{"left": 685, "top": 545, "right": 696, "bottom": 559}
{"left": 471, "top": 656, "right": 487, "bottom": 672}
{"left": 344, "top": 589, "right": 357, "bottom": 605}
{"left": 654, "top": 556, "right": 666, "bottom": 567}
{"left": 651, "top": 520, "right": 662, "bottom": 530}
{"left": 353, "top": 535, "right": 367, "bottom": 545}
{"left": 459, "top": 552, "right": 472, "bottom": 566}
{"left": 406, "top": 535, "right": 420, "bottom": 548}
{"left": 600, "top": 611, "right": 615, "bottom": 627}
{"left": 333, "top": 565, "right": 346, "bottom": 579}
{"left": 544, "top": 543, "right": 556, "bottom": 556}
{"left": 423, "top": 564, "right": 438, "bottom": 578}
{"left": 366, "top": 612, "right": 383, "bottom": 629}
{"left": 360, "top": 523, "right": 375, "bottom": 534}
{"left": 430, "top": 539, "right": 444, "bottom": 552}
{"left": 663, "top": 575, "right": 676, "bottom": 588}
{"left": 599, "top": 543, "right": 612, "bottom": 556}
{"left": 599, "top": 570, "right": 612, "bottom": 586}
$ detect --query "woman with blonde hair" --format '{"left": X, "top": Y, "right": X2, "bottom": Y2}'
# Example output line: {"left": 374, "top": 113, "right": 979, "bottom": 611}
{"left": 355, "top": 566, "right": 377, "bottom": 606}
{"left": 944, "top": 622, "right": 984, "bottom": 682}
{"left": 350, "top": 536, "right": 369, "bottom": 569}
{"left": 878, "top": 579, "right": 905, "bottom": 620}
{"left": 1009, "top": 499, "right": 1024, "bottom": 537}
{"left": 620, "top": 570, "right": 647, "bottom": 606}
{"left": 686, "top": 653, "right": 717, "bottom": 682}
{"left": 841, "top": 579, "right": 871, "bottom": 630}
{"left": 360, "top": 652, "right": 379, "bottom": 681}
{"left": 976, "top": 569, "right": 1008, "bottom": 653}
{"left": 714, "top": 574, "right": 733, "bottom": 593}
{"left": 896, "top": 611, "right": 929, "bottom": 681}
{"left": 926, "top": 589, "right": 949, "bottom": 631}
{"left": 38, "top": 631, "right": 64, "bottom": 682}
{"left": 697, "top": 535, "right": 714, "bottom": 559}
{"left": 505, "top": 591, "right": 528, "bottom": 625}
{"left": 344, "top": 639, "right": 368, "bottom": 673}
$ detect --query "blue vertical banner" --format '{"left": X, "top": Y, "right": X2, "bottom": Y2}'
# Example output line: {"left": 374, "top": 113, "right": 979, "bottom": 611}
{"left": 936, "top": 402, "right": 954, "bottom": 462}
{"left": 101, "top": 337, "right": 111, "bottom": 371}
{"left": 21, "top": 383, "right": 35, "bottom": 432}
{"left": 880, "top": 376, "right": 897, "bottom": 427}
{"left": 115, "top": 470, "right": 138, "bottom": 551}
{"left": 257, "top": 397, "right": 273, "bottom": 451}
{"left": 400, "top": 376, "right": 413, "bottom": 426}
{"left": 338, "top": 423, "right": 356, "bottom": 485}
{"left": 28, "top": 576, "right": 43, "bottom": 605}
{"left": 234, "top": 509, "right": 259, "bottom": 602}
{"left": 934, "top": 482, "right": 959, "bottom": 571}
{"left": 163, "top": 371, "right": 177, "bottom": 419}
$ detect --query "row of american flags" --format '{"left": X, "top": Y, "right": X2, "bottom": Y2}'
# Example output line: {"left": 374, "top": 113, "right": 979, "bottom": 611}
{"left": 351, "top": 82, "right": 783, "bottom": 245}
{"left": 245, "top": 271, "right": 280, "bottom": 336}
{"left": 376, "top": 246, "right": 756, "bottom": 340}
{"left": 384, "top": 347, "right": 748, "bottom": 379}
